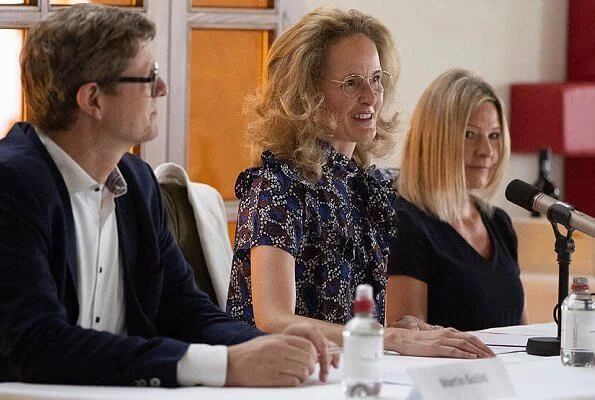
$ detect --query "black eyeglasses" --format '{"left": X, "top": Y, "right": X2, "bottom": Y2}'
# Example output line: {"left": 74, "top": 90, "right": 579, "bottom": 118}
{"left": 117, "top": 62, "right": 160, "bottom": 97}
{"left": 328, "top": 70, "right": 391, "bottom": 98}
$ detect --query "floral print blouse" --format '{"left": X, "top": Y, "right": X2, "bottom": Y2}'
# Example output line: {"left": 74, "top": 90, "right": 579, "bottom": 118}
{"left": 226, "top": 148, "right": 398, "bottom": 325}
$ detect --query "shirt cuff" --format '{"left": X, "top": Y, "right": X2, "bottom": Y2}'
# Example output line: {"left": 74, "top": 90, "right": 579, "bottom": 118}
{"left": 177, "top": 344, "right": 228, "bottom": 386}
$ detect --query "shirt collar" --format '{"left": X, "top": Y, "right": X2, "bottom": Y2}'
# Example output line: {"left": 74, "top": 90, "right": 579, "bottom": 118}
{"left": 321, "top": 141, "right": 358, "bottom": 172}
{"left": 36, "top": 129, "right": 128, "bottom": 197}
{"left": 105, "top": 168, "right": 128, "bottom": 197}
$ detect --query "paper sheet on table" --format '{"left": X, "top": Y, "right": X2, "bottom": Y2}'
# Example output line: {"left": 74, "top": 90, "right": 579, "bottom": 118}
{"left": 470, "top": 323, "right": 558, "bottom": 354}
{"left": 382, "top": 346, "right": 531, "bottom": 386}
{"left": 490, "top": 346, "right": 527, "bottom": 355}
{"left": 472, "top": 331, "right": 529, "bottom": 347}
{"left": 476, "top": 323, "right": 556, "bottom": 337}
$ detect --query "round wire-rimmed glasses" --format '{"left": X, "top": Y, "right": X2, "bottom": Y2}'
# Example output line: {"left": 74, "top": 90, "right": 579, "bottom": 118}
{"left": 116, "top": 61, "right": 159, "bottom": 97}
{"left": 327, "top": 70, "right": 391, "bottom": 98}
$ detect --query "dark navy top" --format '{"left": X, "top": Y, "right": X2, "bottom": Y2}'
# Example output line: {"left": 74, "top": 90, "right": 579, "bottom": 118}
{"left": 227, "top": 149, "right": 398, "bottom": 325}
{"left": 387, "top": 197, "right": 524, "bottom": 331}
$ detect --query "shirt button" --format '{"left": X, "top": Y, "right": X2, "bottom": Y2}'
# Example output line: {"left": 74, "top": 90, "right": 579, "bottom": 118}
{"left": 95, "top": 317, "right": 100, "bottom": 323}
{"left": 94, "top": 186, "right": 100, "bottom": 192}
{"left": 149, "top": 377, "right": 161, "bottom": 387}
{"left": 99, "top": 267, "right": 103, "bottom": 273}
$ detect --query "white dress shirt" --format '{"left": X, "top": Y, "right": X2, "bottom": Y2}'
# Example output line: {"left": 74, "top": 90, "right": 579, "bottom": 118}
{"left": 37, "top": 132, "right": 227, "bottom": 386}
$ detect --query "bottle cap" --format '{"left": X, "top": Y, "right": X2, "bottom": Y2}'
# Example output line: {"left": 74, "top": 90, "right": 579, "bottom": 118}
{"left": 353, "top": 284, "right": 374, "bottom": 313}
{"left": 571, "top": 276, "right": 589, "bottom": 291}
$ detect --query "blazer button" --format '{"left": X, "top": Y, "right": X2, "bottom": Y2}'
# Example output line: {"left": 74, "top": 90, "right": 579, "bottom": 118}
{"left": 134, "top": 378, "right": 147, "bottom": 387}
{"left": 150, "top": 377, "right": 161, "bottom": 387}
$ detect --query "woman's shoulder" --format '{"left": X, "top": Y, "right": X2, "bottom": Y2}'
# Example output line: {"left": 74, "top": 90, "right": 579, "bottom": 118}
{"left": 484, "top": 205, "right": 519, "bottom": 256}
{"left": 390, "top": 196, "right": 440, "bottom": 241}
{"left": 234, "top": 150, "right": 315, "bottom": 200}
{"left": 394, "top": 196, "right": 432, "bottom": 221}
{"left": 486, "top": 205, "right": 515, "bottom": 231}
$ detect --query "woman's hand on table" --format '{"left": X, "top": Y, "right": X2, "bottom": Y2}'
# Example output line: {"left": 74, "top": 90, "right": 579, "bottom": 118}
{"left": 385, "top": 326, "right": 495, "bottom": 359}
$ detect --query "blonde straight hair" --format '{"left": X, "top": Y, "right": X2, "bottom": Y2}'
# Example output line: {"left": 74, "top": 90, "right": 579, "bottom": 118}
{"left": 398, "top": 69, "right": 510, "bottom": 222}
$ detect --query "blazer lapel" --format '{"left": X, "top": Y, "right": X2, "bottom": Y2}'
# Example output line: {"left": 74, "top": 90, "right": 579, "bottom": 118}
{"left": 114, "top": 165, "right": 161, "bottom": 337}
{"left": 58, "top": 183, "right": 78, "bottom": 287}
{"left": 116, "top": 195, "right": 138, "bottom": 296}
{"left": 26, "top": 124, "right": 79, "bottom": 288}
{"left": 116, "top": 193, "right": 151, "bottom": 336}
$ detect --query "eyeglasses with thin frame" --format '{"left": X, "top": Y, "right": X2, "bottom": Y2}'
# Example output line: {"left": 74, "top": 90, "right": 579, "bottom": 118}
{"left": 327, "top": 70, "right": 391, "bottom": 98}
{"left": 116, "top": 62, "right": 160, "bottom": 97}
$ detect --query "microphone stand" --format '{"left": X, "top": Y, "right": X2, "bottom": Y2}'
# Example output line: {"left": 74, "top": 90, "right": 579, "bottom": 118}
{"left": 526, "top": 204, "right": 575, "bottom": 356}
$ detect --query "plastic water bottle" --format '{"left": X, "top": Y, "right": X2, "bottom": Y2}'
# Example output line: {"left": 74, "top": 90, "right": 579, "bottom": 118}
{"left": 561, "top": 276, "right": 595, "bottom": 367}
{"left": 342, "top": 284, "right": 383, "bottom": 397}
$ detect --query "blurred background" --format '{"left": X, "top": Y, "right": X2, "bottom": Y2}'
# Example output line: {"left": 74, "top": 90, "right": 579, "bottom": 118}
{"left": 0, "top": 0, "right": 592, "bottom": 323}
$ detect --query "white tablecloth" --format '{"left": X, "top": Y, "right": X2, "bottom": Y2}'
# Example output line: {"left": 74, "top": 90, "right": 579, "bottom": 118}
{"left": 2, "top": 323, "right": 595, "bottom": 399}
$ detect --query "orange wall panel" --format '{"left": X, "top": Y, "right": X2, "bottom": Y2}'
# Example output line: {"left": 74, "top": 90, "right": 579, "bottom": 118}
{"left": 188, "top": 29, "right": 268, "bottom": 200}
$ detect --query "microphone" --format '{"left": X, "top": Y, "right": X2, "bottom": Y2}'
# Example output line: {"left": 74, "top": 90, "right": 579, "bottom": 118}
{"left": 505, "top": 179, "right": 595, "bottom": 238}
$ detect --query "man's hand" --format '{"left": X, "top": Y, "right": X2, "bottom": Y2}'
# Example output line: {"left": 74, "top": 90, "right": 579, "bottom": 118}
{"left": 385, "top": 327, "right": 495, "bottom": 359}
{"left": 388, "top": 315, "right": 442, "bottom": 331}
{"left": 282, "top": 322, "right": 340, "bottom": 383}
{"left": 226, "top": 334, "right": 317, "bottom": 387}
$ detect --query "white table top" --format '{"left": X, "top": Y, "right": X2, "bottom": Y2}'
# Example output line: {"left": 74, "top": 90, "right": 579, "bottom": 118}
{"left": 2, "top": 323, "right": 595, "bottom": 399}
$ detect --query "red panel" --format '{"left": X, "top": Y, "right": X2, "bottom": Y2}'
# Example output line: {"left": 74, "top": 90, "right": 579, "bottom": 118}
{"left": 563, "top": 86, "right": 595, "bottom": 154}
{"left": 567, "top": 0, "right": 595, "bottom": 81}
{"left": 509, "top": 83, "right": 595, "bottom": 155}
{"left": 565, "top": 157, "right": 595, "bottom": 217}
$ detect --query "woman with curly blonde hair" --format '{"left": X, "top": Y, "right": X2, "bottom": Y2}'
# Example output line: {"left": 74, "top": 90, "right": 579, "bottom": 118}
{"left": 227, "top": 8, "right": 493, "bottom": 359}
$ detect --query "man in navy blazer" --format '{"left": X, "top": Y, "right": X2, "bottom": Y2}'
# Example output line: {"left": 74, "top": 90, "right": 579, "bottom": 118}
{"left": 0, "top": 4, "right": 336, "bottom": 387}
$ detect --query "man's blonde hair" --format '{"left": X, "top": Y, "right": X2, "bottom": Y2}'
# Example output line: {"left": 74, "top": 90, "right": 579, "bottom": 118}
{"left": 398, "top": 69, "right": 510, "bottom": 221}
{"left": 245, "top": 7, "right": 400, "bottom": 181}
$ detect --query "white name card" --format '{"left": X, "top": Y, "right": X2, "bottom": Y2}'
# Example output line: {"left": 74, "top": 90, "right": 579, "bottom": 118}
{"left": 406, "top": 358, "right": 517, "bottom": 400}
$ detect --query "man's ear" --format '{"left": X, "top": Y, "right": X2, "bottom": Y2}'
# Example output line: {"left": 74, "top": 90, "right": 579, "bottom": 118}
{"left": 76, "top": 82, "right": 104, "bottom": 120}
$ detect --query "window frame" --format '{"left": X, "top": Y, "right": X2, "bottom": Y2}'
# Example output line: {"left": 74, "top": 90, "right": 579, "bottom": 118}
{"left": 0, "top": 0, "right": 305, "bottom": 227}
{"left": 0, "top": 0, "right": 304, "bottom": 220}
{"left": 0, "top": 0, "right": 304, "bottom": 167}
{"left": 164, "top": 0, "right": 302, "bottom": 169}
